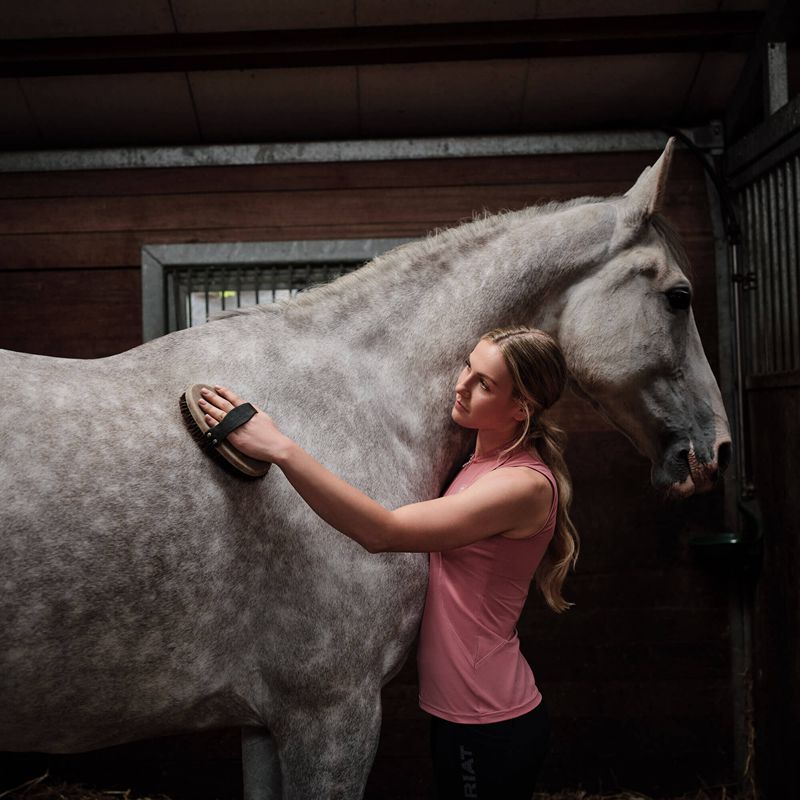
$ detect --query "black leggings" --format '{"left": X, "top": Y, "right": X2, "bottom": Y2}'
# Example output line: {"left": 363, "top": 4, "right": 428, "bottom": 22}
{"left": 429, "top": 702, "right": 550, "bottom": 800}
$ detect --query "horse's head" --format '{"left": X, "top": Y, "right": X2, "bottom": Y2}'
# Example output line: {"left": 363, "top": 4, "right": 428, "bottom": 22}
{"left": 556, "top": 138, "right": 731, "bottom": 497}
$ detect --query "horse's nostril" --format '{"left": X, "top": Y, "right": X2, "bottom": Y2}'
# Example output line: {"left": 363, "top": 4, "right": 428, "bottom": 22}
{"left": 717, "top": 441, "right": 732, "bottom": 473}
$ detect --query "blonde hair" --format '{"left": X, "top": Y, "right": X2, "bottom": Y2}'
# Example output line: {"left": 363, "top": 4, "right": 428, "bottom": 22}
{"left": 481, "top": 326, "right": 579, "bottom": 613}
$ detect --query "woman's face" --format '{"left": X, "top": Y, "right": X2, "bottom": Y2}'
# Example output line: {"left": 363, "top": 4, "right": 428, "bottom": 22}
{"left": 451, "top": 339, "right": 527, "bottom": 433}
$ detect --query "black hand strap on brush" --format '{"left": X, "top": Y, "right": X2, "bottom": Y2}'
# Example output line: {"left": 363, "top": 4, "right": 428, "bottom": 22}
{"left": 206, "top": 403, "right": 258, "bottom": 447}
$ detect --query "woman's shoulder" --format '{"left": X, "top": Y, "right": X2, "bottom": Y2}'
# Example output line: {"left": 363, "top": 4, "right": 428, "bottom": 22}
{"left": 497, "top": 446, "right": 550, "bottom": 471}
{"left": 494, "top": 449, "right": 557, "bottom": 496}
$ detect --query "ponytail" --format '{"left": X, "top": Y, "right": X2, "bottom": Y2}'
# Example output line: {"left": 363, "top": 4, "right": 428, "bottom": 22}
{"left": 484, "top": 327, "right": 580, "bottom": 613}
{"left": 526, "top": 414, "right": 579, "bottom": 612}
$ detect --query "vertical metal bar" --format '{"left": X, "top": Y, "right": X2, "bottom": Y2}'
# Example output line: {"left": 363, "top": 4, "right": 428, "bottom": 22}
{"left": 186, "top": 265, "right": 193, "bottom": 328}
{"left": 761, "top": 174, "right": 772, "bottom": 374}
{"left": 730, "top": 242, "right": 752, "bottom": 494}
{"left": 171, "top": 268, "right": 183, "bottom": 331}
{"left": 791, "top": 157, "right": 800, "bottom": 370}
{"left": 743, "top": 187, "right": 756, "bottom": 377}
{"left": 752, "top": 179, "right": 762, "bottom": 375}
{"left": 766, "top": 170, "right": 778, "bottom": 373}
{"left": 236, "top": 265, "right": 242, "bottom": 308}
{"left": 254, "top": 265, "right": 261, "bottom": 305}
{"left": 288, "top": 263, "right": 294, "bottom": 297}
{"left": 776, "top": 164, "right": 790, "bottom": 373}
{"left": 220, "top": 266, "right": 226, "bottom": 312}
{"left": 204, "top": 266, "right": 210, "bottom": 322}
{"left": 765, "top": 41, "right": 789, "bottom": 115}
{"left": 163, "top": 269, "right": 171, "bottom": 336}
{"left": 756, "top": 178, "right": 770, "bottom": 375}
{"left": 304, "top": 262, "right": 312, "bottom": 295}
{"left": 765, "top": 172, "right": 777, "bottom": 373}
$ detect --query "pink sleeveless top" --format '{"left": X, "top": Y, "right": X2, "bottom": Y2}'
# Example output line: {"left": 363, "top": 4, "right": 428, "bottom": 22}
{"left": 417, "top": 446, "right": 558, "bottom": 723}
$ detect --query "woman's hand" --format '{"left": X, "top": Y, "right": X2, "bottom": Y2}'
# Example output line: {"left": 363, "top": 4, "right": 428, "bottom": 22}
{"left": 198, "top": 385, "right": 294, "bottom": 463}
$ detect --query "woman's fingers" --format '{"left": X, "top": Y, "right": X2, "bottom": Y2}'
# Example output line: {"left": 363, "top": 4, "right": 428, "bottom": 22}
{"left": 198, "top": 387, "right": 232, "bottom": 425}
{"left": 209, "top": 385, "right": 265, "bottom": 416}
{"left": 198, "top": 385, "right": 259, "bottom": 425}
{"left": 200, "top": 386, "right": 233, "bottom": 411}
{"left": 199, "top": 398, "right": 225, "bottom": 421}
{"left": 214, "top": 385, "right": 244, "bottom": 406}
{"left": 197, "top": 385, "right": 267, "bottom": 439}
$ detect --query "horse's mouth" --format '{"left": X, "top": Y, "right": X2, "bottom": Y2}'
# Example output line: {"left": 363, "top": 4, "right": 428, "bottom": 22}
{"left": 668, "top": 448, "right": 717, "bottom": 498}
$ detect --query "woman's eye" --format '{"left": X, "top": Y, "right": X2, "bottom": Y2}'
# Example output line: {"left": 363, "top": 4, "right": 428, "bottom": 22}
{"left": 464, "top": 359, "right": 471, "bottom": 370}
{"left": 480, "top": 381, "right": 489, "bottom": 390}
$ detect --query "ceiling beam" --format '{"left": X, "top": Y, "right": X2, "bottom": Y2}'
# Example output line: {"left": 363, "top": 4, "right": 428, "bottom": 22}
{"left": 0, "top": 12, "right": 764, "bottom": 78}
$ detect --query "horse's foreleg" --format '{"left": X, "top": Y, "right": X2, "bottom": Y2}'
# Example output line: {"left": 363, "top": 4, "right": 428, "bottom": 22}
{"left": 242, "top": 726, "right": 282, "bottom": 800}
{"left": 276, "top": 689, "right": 382, "bottom": 800}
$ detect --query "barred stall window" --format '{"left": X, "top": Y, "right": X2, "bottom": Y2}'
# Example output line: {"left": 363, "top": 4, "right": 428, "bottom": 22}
{"left": 736, "top": 156, "right": 800, "bottom": 378}
{"left": 141, "top": 239, "right": 414, "bottom": 341}
{"left": 730, "top": 145, "right": 800, "bottom": 382}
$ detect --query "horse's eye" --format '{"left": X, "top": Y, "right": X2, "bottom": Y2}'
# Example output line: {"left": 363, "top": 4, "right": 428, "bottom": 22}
{"left": 666, "top": 287, "right": 691, "bottom": 310}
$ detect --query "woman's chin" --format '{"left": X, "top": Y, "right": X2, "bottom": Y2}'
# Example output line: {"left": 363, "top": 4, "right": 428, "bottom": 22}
{"left": 451, "top": 406, "right": 475, "bottom": 428}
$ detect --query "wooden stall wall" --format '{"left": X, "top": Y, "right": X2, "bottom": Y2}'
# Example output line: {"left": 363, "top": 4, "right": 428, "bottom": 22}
{"left": 750, "top": 382, "right": 800, "bottom": 799}
{"left": 0, "top": 151, "right": 735, "bottom": 798}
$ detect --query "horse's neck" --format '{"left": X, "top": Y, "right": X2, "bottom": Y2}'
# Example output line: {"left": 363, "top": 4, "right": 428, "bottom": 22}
{"left": 275, "top": 200, "right": 616, "bottom": 484}
{"left": 306, "top": 200, "right": 616, "bottom": 361}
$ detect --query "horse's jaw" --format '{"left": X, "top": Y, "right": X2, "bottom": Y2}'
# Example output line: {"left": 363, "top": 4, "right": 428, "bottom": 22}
{"left": 566, "top": 371, "right": 731, "bottom": 499}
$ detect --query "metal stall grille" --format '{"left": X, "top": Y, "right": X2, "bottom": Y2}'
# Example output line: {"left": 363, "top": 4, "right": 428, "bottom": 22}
{"left": 730, "top": 133, "right": 800, "bottom": 384}
{"left": 163, "top": 260, "right": 362, "bottom": 333}
{"left": 141, "top": 239, "right": 414, "bottom": 341}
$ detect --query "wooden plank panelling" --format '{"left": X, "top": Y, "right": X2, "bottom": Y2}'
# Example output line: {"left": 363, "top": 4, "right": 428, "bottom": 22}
{"left": 2, "top": 268, "right": 141, "bottom": 357}
{"left": 0, "top": 182, "right": 709, "bottom": 237}
{"left": 0, "top": 227, "right": 714, "bottom": 271}
{"left": 0, "top": 152, "right": 703, "bottom": 200}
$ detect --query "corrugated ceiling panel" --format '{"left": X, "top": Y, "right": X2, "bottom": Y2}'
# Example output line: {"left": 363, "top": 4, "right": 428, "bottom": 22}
{"left": 522, "top": 53, "right": 700, "bottom": 130}
{"left": 683, "top": 52, "right": 748, "bottom": 120}
{"left": 359, "top": 60, "right": 528, "bottom": 136}
{"left": 190, "top": 67, "right": 359, "bottom": 141}
{"left": 170, "top": 0, "right": 355, "bottom": 33}
{"left": 21, "top": 73, "right": 199, "bottom": 147}
{"left": 0, "top": 79, "right": 42, "bottom": 147}
{"left": 0, "top": 0, "right": 176, "bottom": 39}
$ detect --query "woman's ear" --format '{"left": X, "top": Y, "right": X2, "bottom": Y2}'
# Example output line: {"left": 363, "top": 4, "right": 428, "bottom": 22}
{"left": 513, "top": 401, "right": 529, "bottom": 423}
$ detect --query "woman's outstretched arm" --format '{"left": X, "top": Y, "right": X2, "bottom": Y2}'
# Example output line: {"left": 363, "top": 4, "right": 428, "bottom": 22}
{"left": 199, "top": 386, "right": 550, "bottom": 553}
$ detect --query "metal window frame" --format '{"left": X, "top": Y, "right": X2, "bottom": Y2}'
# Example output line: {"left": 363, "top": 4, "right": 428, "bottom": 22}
{"left": 141, "top": 238, "right": 414, "bottom": 341}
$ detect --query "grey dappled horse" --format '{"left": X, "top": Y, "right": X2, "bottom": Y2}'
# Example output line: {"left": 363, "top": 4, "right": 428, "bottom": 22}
{"left": 0, "top": 139, "right": 730, "bottom": 799}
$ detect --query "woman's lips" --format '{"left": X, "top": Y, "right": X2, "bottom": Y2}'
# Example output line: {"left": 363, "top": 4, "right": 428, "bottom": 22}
{"left": 455, "top": 397, "right": 467, "bottom": 411}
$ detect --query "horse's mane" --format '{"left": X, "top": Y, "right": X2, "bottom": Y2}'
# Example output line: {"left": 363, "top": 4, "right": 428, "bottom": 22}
{"left": 651, "top": 213, "right": 694, "bottom": 283}
{"left": 210, "top": 194, "right": 688, "bottom": 322}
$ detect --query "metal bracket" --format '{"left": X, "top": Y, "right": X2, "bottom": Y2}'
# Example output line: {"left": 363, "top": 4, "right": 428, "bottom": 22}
{"left": 732, "top": 271, "right": 757, "bottom": 291}
{"left": 684, "top": 120, "right": 726, "bottom": 153}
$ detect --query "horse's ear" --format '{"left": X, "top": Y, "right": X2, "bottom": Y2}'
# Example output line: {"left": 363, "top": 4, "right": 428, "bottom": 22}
{"left": 622, "top": 137, "right": 675, "bottom": 222}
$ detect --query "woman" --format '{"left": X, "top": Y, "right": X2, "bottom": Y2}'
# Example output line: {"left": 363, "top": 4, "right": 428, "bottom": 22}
{"left": 198, "top": 326, "right": 579, "bottom": 799}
